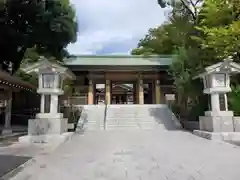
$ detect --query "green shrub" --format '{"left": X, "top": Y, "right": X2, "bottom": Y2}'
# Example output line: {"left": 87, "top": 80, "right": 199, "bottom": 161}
{"left": 229, "top": 85, "right": 240, "bottom": 116}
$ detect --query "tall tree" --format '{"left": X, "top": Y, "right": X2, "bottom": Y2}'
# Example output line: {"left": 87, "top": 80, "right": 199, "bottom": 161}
{"left": 132, "top": 0, "right": 210, "bottom": 118}
{"left": 196, "top": 0, "right": 240, "bottom": 58}
{"left": 158, "top": 0, "right": 202, "bottom": 24}
{"left": 0, "top": 0, "right": 77, "bottom": 73}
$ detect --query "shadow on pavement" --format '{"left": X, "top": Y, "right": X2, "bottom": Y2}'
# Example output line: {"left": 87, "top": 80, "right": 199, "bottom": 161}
{"left": 0, "top": 155, "right": 31, "bottom": 179}
{"left": 148, "top": 107, "right": 182, "bottom": 131}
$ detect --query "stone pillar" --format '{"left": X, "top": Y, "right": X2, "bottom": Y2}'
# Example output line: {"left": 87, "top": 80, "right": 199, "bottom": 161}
{"left": 155, "top": 80, "right": 161, "bottom": 104}
{"left": 105, "top": 79, "right": 111, "bottom": 105}
{"left": 210, "top": 93, "right": 220, "bottom": 112}
{"left": 54, "top": 74, "right": 59, "bottom": 88}
{"left": 138, "top": 77, "right": 144, "bottom": 104}
{"left": 50, "top": 95, "right": 58, "bottom": 114}
{"left": 40, "top": 95, "right": 45, "bottom": 113}
{"left": 224, "top": 93, "right": 228, "bottom": 111}
{"left": 2, "top": 92, "right": 12, "bottom": 135}
{"left": 39, "top": 74, "right": 43, "bottom": 88}
{"left": 88, "top": 79, "right": 94, "bottom": 105}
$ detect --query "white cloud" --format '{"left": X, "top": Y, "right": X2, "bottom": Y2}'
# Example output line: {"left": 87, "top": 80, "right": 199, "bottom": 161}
{"left": 68, "top": 0, "right": 166, "bottom": 55}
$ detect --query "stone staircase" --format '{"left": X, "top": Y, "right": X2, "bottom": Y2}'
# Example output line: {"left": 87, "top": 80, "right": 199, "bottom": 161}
{"left": 106, "top": 104, "right": 181, "bottom": 130}
{"left": 77, "top": 104, "right": 181, "bottom": 131}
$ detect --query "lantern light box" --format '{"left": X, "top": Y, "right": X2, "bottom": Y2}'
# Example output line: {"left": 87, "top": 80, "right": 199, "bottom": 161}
{"left": 194, "top": 56, "right": 240, "bottom": 94}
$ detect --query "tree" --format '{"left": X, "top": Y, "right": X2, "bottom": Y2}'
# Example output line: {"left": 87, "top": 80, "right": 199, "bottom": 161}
{"left": 131, "top": 24, "right": 176, "bottom": 55}
{"left": 0, "top": 0, "right": 77, "bottom": 73}
{"left": 196, "top": 0, "right": 240, "bottom": 58}
{"left": 158, "top": 0, "right": 202, "bottom": 24}
{"left": 132, "top": 0, "right": 211, "bottom": 119}
{"left": 132, "top": 1, "right": 199, "bottom": 55}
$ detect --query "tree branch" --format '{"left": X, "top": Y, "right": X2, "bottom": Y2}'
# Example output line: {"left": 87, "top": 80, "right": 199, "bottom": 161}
{"left": 180, "top": 0, "right": 197, "bottom": 22}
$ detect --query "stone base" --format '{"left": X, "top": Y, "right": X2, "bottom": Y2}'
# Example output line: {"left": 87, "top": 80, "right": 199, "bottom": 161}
{"left": 28, "top": 118, "right": 68, "bottom": 135}
{"left": 199, "top": 115, "right": 234, "bottom": 132}
{"left": 18, "top": 132, "right": 74, "bottom": 144}
{"left": 1, "top": 128, "right": 12, "bottom": 135}
{"left": 193, "top": 130, "right": 240, "bottom": 142}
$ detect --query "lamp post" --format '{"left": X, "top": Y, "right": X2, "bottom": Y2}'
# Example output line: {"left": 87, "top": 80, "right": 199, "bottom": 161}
{"left": 193, "top": 56, "right": 240, "bottom": 132}
{"left": 20, "top": 56, "right": 76, "bottom": 143}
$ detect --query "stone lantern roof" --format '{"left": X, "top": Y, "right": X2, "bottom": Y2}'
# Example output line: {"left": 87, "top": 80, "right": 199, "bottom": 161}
{"left": 22, "top": 56, "right": 76, "bottom": 80}
{"left": 193, "top": 56, "right": 240, "bottom": 80}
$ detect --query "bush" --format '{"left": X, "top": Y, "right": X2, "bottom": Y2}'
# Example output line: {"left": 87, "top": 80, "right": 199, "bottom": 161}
{"left": 170, "top": 94, "right": 208, "bottom": 122}
{"left": 229, "top": 85, "right": 240, "bottom": 116}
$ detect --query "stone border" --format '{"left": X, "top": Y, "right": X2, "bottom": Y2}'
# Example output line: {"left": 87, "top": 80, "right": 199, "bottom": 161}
{"left": 193, "top": 130, "right": 240, "bottom": 142}
{"left": 1, "top": 132, "right": 75, "bottom": 180}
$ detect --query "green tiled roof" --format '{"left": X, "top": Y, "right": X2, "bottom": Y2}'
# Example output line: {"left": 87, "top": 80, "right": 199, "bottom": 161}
{"left": 64, "top": 55, "right": 175, "bottom": 66}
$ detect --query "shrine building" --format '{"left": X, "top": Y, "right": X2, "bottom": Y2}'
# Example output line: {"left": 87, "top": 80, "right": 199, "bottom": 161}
{"left": 64, "top": 55, "right": 175, "bottom": 105}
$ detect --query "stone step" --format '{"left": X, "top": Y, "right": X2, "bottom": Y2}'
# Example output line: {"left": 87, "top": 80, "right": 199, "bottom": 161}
{"left": 78, "top": 104, "right": 180, "bottom": 131}
{"left": 106, "top": 126, "right": 140, "bottom": 130}
{"left": 107, "top": 123, "right": 139, "bottom": 126}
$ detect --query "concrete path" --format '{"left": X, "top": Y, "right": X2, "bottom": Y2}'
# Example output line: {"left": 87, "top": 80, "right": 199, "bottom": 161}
{"left": 0, "top": 135, "right": 65, "bottom": 179}
{"left": 9, "top": 130, "right": 240, "bottom": 180}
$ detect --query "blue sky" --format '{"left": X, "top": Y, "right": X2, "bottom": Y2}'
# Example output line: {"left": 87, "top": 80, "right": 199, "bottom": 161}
{"left": 67, "top": 0, "right": 167, "bottom": 55}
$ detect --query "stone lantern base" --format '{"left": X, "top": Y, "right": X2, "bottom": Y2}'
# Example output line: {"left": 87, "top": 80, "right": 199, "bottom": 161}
{"left": 194, "top": 111, "right": 240, "bottom": 142}
{"left": 199, "top": 111, "right": 234, "bottom": 132}
{"left": 18, "top": 114, "right": 74, "bottom": 144}
{"left": 19, "top": 132, "right": 74, "bottom": 144}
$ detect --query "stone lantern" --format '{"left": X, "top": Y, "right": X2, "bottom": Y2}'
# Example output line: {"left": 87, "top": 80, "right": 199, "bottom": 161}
{"left": 193, "top": 56, "right": 240, "bottom": 133}
{"left": 19, "top": 56, "right": 76, "bottom": 143}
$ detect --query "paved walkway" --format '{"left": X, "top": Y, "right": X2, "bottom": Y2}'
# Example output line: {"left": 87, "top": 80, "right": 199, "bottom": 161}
{"left": 10, "top": 130, "right": 240, "bottom": 180}
{"left": 0, "top": 135, "right": 65, "bottom": 179}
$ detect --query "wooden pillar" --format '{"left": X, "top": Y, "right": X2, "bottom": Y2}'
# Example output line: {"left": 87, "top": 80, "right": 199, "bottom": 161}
{"left": 155, "top": 79, "right": 161, "bottom": 104}
{"left": 151, "top": 81, "right": 156, "bottom": 104}
{"left": 105, "top": 79, "right": 111, "bottom": 105}
{"left": 138, "top": 76, "right": 144, "bottom": 105}
{"left": 88, "top": 79, "right": 94, "bottom": 105}
{"left": 133, "top": 83, "right": 138, "bottom": 104}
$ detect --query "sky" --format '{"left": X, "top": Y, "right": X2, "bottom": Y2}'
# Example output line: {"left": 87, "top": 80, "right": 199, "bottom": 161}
{"left": 67, "top": 0, "right": 167, "bottom": 55}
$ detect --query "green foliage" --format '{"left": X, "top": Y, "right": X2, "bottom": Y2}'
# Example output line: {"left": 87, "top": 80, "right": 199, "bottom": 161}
{"left": 229, "top": 85, "right": 240, "bottom": 116}
{"left": 197, "top": 0, "right": 240, "bottom": 58}
{"left": 158, "top": 0, "right": 202, "bottom": 23}
{"left": 14, "top": 69, "right": 38, "bottom": 86}
{"left": 131, "top": 25, "right": 176, "bottom": 55}
{"left": 134, "top": 0, "right": 240, "bottom": 120}
{"left": 0, "top": 0, "right": 77, "bottom": 73}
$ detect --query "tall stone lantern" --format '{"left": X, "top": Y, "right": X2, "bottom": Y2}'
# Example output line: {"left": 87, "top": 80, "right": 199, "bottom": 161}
{"left": 19, "top": 56, "right": 76, "bottom": 143}
{"left": 193, "top": 56, "right": 240, "bottom": 133}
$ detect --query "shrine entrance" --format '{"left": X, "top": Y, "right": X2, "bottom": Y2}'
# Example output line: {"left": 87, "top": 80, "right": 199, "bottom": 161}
{"left": 96, "top": 83, "right": 134, "bottom": 104}
{"left": 63, "top": 55, "right": 175, "bottom": 105}
{"left": 111, "top": 84, "right": 133, "bottom": 104}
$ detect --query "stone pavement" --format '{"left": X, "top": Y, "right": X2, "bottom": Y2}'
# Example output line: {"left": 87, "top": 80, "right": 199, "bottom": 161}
{"left": 0, "top": 135, "right": 65, "bottom": 179}
{"left": 9, "top": 129, "right": 240, "bottom": 180}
